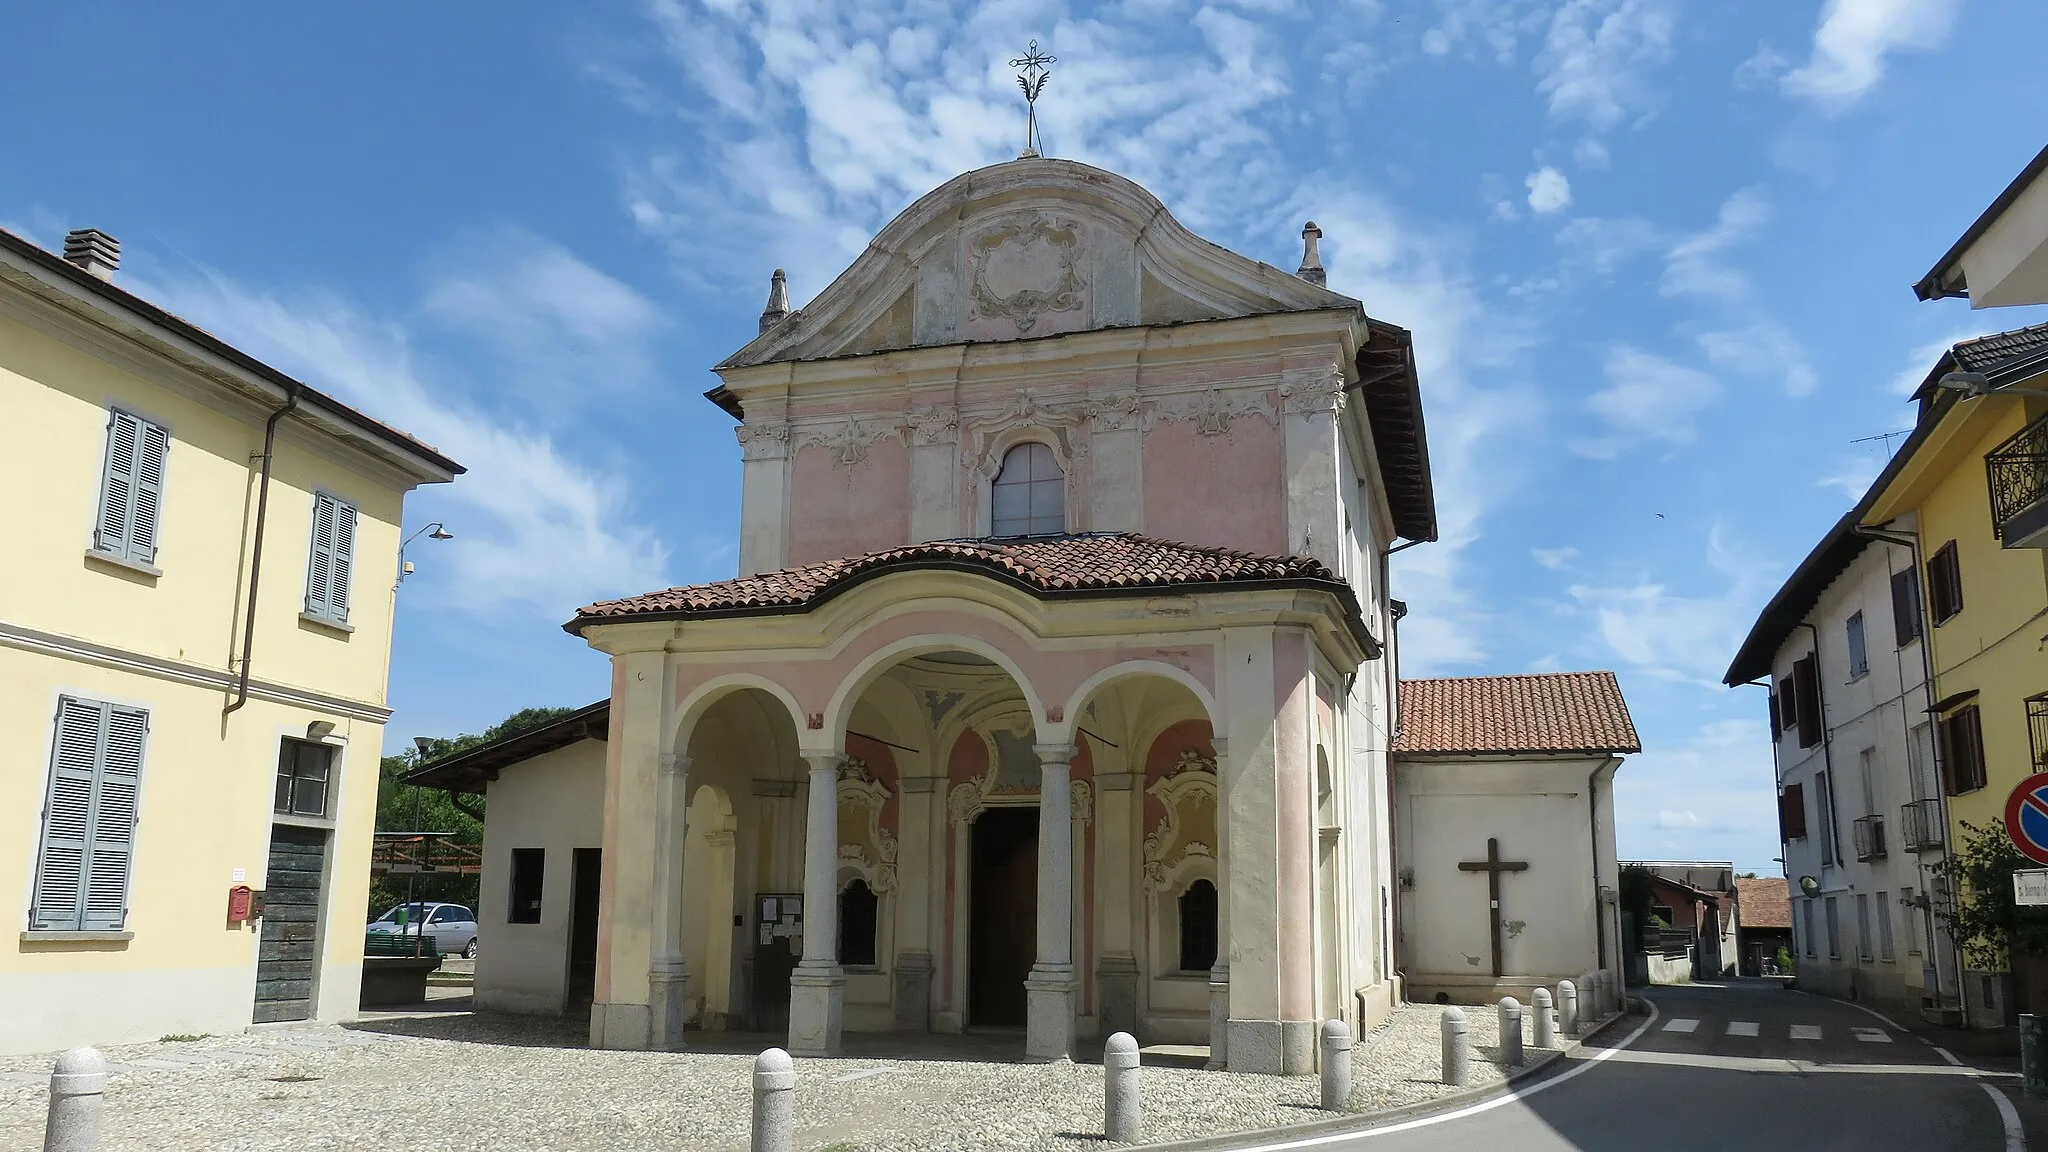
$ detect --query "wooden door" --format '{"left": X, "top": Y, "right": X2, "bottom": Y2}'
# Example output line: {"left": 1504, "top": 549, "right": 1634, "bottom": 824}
{"left": 566, "top": 848, "right": 601, "bottom": 1003}
{"left": 254, "top": 825, "right": 327, "bottom": 1022}
{"left": 969, "top": 807, "right": 1038, "bottom": 1027}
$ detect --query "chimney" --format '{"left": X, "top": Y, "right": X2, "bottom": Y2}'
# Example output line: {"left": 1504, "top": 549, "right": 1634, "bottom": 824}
{"left": 1297, "top": 221, "right": 1326, "bottom": 287}
{"left": 759, "top": 267, "right": 790, "bottom": 333}
{"left": 63, "top": 229, "right": 120, "bottom": 281}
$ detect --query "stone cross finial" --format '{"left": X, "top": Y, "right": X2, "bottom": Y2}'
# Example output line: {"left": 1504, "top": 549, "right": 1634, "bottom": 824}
{"left": 759, "top": 268, "right": 791, "bottom": 333}
{"left": 1297, "top": 221, "right": 1326, "bottom": 286}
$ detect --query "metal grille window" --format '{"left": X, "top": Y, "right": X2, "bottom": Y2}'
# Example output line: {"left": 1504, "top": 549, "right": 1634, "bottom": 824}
{"left": 274, "top": 739, "right": 335, "bottom": 818}
{"left": 30, "top": 698, "right": 147, "bottom": 932}
{"left": 2030, "top": 694, "right": 2048, "bottom": 773}
{"left": 990, "top": 442, "right": 1065, "bottom": 537}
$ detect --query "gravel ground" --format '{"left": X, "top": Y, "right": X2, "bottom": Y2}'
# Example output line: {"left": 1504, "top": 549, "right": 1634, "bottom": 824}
{"left": 0, "top": 1002, "right": 1555, "bottom": 1152}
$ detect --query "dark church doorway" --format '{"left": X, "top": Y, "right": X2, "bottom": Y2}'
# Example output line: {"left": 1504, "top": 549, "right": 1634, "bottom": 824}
{"left": 566, "top": 848, "right": 602, "bottom": 1005}
{"left": 969, "top": 806, "right": 1039, "bottom": 1027}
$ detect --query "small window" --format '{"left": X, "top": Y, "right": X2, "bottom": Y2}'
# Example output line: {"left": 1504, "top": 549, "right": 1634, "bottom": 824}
{"left": 1776, "top": 675, "right": 1797, "bottom": 743}
{"left": 92, "top": 408, "right": 171, "bottom": 567}
{"left": 1778, "top": 783, "right": 1807, "bottom": 840}
{"left": 1816, "top": 773, "right": 1837, "bottom": 865}
{"left": 1877, "top": 891, "right": 1895, "bottom": 961}
{"left": 1845, "top": 612, "right": 1868, "bottom": 679}
{"left": 1794, "top": 655, "right": 1822, "bottom": 748}
{"left": 1650, "top": 904, "right": 1675, "bottom": 929}
{"left": 1825, "top": 896, "right": 1841, "bottom": 959}
{"left": 1926, "top": 541, "right": 1963, "bottom": 626}
{"left": 1179, "top": 879, "right": 1219, "bottom": 972}
{"left": 1855, "top": 893, "right": 1873, "bottom": 962}
{"left": 990, "top": 442, "right": 1065, "bottom": 537}
{"left": 274, "top": 739, "right": 335, "bottom": 818}
{"left": 1801, "top": 899, "right": 1816, "bottom": 958}
{"left": 1939, "top": 705, "right": 1987, "bottom": 794}
{"left": 304, "top": 492, "right": 359, "bottom": 625}
{"left": 838, "top": 879, "right": 878, "bottom": 966}
{"left": 508, "top": 850, "right": 544, "bottom": 924}
{"left": 1891, "top": 567, "right": 1922, "bottom": 647}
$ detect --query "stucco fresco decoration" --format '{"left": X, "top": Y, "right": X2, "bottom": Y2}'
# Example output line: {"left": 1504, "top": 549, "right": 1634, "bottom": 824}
{"left": 796, "top": 416, "right": 901, "bottom": 467}
{"left": 1143, "top": 748, "right": 1218, "bottom": 891}
{"left": 837, "top": 756, "right": 898, "bottom": 893}
{"left": 961, "top": 391, "right": 1087, "bottom": 478}
{"left": 967, "top": 213, "right": 1087, "bottom": 337}
{"left": 735, "top": 421, "right": 790, "bottom": 460}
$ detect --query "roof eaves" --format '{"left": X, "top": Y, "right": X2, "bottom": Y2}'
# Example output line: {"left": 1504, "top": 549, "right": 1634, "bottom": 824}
{"left": 1914, "top": 144, "right": 2048, "bottom": 302}
{"left": 404, "top": 700, "right": 610, "bottom": 794}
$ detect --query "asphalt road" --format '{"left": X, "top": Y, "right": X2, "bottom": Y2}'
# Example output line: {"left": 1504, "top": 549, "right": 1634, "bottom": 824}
{"left": 1235, "top": 980, "right": 2025, "bottom": 1152}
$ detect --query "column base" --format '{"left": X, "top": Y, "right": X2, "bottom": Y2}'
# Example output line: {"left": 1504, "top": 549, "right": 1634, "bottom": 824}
{"left": 1024, "top": 966, "right": 1077, "bottom": 1062}
{"left": 1226, "top": 1018, "right": 1317, "bottom": 1075}
{"left": 788, "top": 966, "right": 845, "bottom": 1057}
{"left": 589, "top": 1001, "right": 651, "bottom": 1051}
{"left": 1097, "top": 955, "right": 1139, "bottom": 1039}
{"left": 1205, "top": 967, "right": 1230, "bottom": 1070}
{"left": 893, "top": 951, "right": 934, "bottom": 1033}
{"left": 647, "top": 967, "right": 690, "bottom": 1051}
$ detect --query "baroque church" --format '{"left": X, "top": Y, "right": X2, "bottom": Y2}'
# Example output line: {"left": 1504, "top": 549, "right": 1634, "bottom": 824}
{"left": 413, "top": 154, "right": 1639, "bottom": 1074}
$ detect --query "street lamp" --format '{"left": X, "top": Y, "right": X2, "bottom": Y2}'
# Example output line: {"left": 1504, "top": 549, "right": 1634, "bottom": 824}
{"left": 1936, "top": 370, "right": 2048, "bottom": 399}
{"left": 398, "top": 522, "right": 453, "bottom": 584}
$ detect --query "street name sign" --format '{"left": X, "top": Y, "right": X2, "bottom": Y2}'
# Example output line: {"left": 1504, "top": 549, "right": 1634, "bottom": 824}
{"left": 2017, "top": 869, "right": 2048, "bottom": 907}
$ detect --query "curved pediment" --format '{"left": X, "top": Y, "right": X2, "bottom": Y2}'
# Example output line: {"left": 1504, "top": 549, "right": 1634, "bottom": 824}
{"left": 718, "top": 158, "right": 1359, "bottom": 370}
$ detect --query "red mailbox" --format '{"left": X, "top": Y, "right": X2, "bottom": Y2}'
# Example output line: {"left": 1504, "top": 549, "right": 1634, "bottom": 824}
{"left": 226, "top": 884, "right": 254, "bottom": 922}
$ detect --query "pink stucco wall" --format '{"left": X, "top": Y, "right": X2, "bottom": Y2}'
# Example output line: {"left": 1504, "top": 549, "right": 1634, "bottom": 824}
{"left": 1140, "top": 416, "right": 1286, "bottom": 554}
{"left": 787, "top": 439, "right": 912, "bottom": 566}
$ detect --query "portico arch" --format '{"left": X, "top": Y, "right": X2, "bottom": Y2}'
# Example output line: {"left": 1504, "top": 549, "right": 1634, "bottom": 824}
{"left": 822, "top": 632, "right": 1047, "bottom": 749}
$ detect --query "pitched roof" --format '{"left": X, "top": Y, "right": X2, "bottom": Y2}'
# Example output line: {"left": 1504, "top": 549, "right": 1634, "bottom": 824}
{"left": 405, "top": 700, "right": 609, "bottom": 796}
{"left": 1735, "top": 876, "right": 1792, "bottom": 930}
{"left": 1392, "top": 671, "right": 1640, "bottom": 757}
{"left": 1914, "top": 144, "right": 2048, "bottom": 302}
{"left": 567, "top": 533, "right": 1375, "bottom": 649}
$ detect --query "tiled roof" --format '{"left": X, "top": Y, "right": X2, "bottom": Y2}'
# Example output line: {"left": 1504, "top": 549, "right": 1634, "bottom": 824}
{"left": 1735, "top": 876, "right": 1792, "bottom": 930}
{"left": 568, "top": 533, "right": 1364, "bottom": 637}
{"left": 1953, "top": 321, "right": 2048, "bottom": 372}
{"left": 1393, "top": 671, "right": 1640, "bottom": 756}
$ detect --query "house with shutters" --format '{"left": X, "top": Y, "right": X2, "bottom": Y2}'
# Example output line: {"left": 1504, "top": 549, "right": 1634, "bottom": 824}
{"left": 0, "top": 226, "right": 461, "bottom": 1054}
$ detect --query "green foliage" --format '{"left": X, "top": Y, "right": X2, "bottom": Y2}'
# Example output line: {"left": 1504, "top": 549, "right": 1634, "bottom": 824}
{"left": 1618, "top": 864, "right": 1655, "bottom": 936}
{"left": 1774, "top": 945, "right": 1795, "bottom": 974}
{"left": 1932, "top": 819, "right": 2048, "bottom": 970}
{"left": 367, "top": 706, "right": 577, "bottom": 919}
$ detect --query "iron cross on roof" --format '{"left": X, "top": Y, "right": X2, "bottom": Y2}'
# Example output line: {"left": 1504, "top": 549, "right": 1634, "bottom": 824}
{"left": 1458, "top": 837, "right": 1529, "bottom": 978}
{"left": 1011, "top": 40, "right": 1055, "bottom": 159}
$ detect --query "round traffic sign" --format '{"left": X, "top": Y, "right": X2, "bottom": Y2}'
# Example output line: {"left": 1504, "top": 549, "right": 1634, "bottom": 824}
{"left": 2005, "top": 773, "right": 2048, "bottom": 866}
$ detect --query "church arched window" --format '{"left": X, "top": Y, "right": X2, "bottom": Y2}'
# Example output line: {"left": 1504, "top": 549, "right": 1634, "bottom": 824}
{"left": 838, "top": 878, "right": 879, "bottom": 967}
{"left": 1179, "top": 878, "right": 1218, "bottom": 972}
{"left": 991, "top": 442, "right": 1065, "bottom": 537}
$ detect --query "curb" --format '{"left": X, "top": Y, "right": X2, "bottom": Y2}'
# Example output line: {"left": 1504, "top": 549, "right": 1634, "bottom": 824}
{"left": 1125, "top": 1004, "right": 1643, "bottom": 1152}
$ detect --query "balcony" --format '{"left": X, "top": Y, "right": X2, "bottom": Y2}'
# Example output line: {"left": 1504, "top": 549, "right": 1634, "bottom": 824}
{"left": 1900, "top": 799, "right": 1945, "bottom": 852}
{"left": 1854, "top": 814, "right": 1889, "bottom": 861}
{"left": 1988, "top": 412, "right": 2048, "bottom": 549}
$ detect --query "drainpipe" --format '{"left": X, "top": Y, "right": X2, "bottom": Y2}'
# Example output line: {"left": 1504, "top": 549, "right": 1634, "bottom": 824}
{"left": 224, "top": 385, "right": 301, "bottom": 716}
{"left": 1588, "top": 756, "right": 1621, "bottom": 974}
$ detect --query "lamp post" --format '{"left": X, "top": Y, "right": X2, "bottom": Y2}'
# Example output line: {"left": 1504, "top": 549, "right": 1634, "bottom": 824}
{"left": 398, "top": 522, "right": 453, "bottom": 584}
{"left": 406, "top": 736, "right": 432, "bottom": 958}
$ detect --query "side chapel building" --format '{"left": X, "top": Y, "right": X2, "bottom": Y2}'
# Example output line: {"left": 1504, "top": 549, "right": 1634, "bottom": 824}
{"left": 414, "top": 157, "right": 1633, "bottom": 1073}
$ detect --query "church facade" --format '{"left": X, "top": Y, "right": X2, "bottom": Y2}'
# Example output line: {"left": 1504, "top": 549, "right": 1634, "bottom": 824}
{"left": 412, "top": 156, "right": 1632, "bottom": 1074}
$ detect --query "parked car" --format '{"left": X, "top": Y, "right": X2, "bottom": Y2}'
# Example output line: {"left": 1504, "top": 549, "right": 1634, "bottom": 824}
{"left": 368, "top": 902, "right": 478, "bottom": 959}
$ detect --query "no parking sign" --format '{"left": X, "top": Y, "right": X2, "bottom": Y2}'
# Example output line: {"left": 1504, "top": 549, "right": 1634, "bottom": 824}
{"left": 2004, "top": 773, "right": 2048, "bottom": 866}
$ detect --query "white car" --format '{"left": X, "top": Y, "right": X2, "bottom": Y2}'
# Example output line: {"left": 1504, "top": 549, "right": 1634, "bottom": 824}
{"left": 368, "top": 902, "right": 478, "bottom": 959}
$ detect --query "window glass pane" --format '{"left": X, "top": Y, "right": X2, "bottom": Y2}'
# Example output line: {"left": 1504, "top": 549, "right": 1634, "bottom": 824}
{"left": 993, "top": 481, "right": 1029, "bottom": 522}
{"left": 293, "top": 774, "right": 327, "bottom": 816}
{"left": 275, "top": 772, "right": 293, "bottom": 813}
{"left": 299, "top": 743, "right": 331, "bottom": 782}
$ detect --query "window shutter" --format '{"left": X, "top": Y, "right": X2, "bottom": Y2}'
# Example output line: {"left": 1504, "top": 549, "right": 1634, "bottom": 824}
{"left": 1778, "top": 783, "right": 1807, "bottom": 840}
{"left": 1891, "top": 568, "right": 1921, "bottom": 647}
{"left": 30, "top": 699, "right": 104, "bottom": 931}
{"left": 1795, "top": 656, "right": 1822, "bottom": 748}
{"left": 94, "top": 411, "right": 140, "bottom": 556}
{"left": 82, "top": 706, "right": 146, "bottom": 930}
{"left": 1768, "top": 693, "right": 1782, "bottom": 742}
{"left": 328, "top": 498, "right": 356, "bottom": 623}
{"left": 127, "top": 420, "right": 169, "bottom": 564}
{"left": 1928, "top": 543, "right": 1963, "bottom": 625}
{"left": 306, "top": 495, "right": 336, "bottom": 617}
{"left": 1778, "top": 677, "right": 1797, "bottom": 740}
{"left": 1959, "top": 707, "right": 1987, "bottom": 792}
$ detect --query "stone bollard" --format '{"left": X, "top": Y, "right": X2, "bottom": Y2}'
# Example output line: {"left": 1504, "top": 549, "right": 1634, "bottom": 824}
{"left": 1498, "top": 997, "right": 1524, "bottom": 1067}
{"left": 1558, "top": 979, "right": 1579, "bottom": 1038}
{"left": 752, "top": 1048, "right": 795, "bottom": 1152}
{"left": 1320, "top": 1019, "right": 1352, "bottom": 1111}
{"left": 1104, "top": 1032, "right": 1142, "bottom": 1143}
{"left": 1441, "top": 1006, "right": 1469, "bottom": 1086}
{"left": 44, "top": 1047, "right": 106, "bottom": 1152}
{"left": 1532, "top": 987, "right": 1555, "bottom": 1049}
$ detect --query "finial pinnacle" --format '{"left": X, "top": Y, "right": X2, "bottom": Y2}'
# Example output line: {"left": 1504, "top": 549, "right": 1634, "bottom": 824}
{"left": 760, "top": 267, "right": 790, "bottom": 333}
{"left": 1297, "top": 221, "right": 1326, "bottom": 287}
{"left": 1010, "top": 39, "right": 1056, "bottom": 159}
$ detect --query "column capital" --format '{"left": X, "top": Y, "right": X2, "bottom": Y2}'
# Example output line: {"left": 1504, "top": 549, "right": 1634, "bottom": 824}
{"left": 803, "top": 752, "right": 846, "bottom": 774}
{"left": 1034, "top": 742, "right": 1077, "bottom": 767}
{"left": 1209, "top": 737, "right": 1230, "bottom": 760}
{"left": 658, "top": 752, "right": 691, "bottom": 777}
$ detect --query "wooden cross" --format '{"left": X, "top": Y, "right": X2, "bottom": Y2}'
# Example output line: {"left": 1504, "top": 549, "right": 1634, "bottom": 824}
{"left": 1458, "top": 837, "right": 1529, "bottom": 977}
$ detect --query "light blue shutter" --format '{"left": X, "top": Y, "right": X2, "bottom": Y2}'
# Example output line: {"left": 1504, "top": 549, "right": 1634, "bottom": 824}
{"left": 306, "top": 495, "right": 335, "bottom": 618}
{"left": 127, "top": 421, "right": 169, "bottom": 564}
{"left": 30, "top": 699, "right": 106, "bottom": 930}
{"left": 94, "top": 412, "right": 139, "bottom": 556}
{"left": 82, "top": 706, "right": 146, "bottom": 930}
{"left": 328, "top": 498, "right": 356, "bottom": 623}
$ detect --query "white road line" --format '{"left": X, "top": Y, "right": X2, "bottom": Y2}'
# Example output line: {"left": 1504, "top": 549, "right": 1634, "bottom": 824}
{"left": 1662, "top": 1018, "right": 1700, "bottom": 1033}
{"left": 1790, "top": 1025, "right": 1823, "bottom": 1040}
{"left": 1789, "top": 988, "right": 2024, "bottom": 1152}
{"left": 1597, "top": 1049, "right": 2018, "bottom": 1077}
{"left": 1727, "top": 1021, "right": 1760, "bottom": 1037}
{"left": 1853, "top": 1027, "right": 1893, "bottom": 1043}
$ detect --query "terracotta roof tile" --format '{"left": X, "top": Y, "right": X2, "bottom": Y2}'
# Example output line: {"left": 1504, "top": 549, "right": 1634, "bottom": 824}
{"left": 569, "top": 534, "right": 1355, "bottom": 633}
{"left": 1953, "top": 321, "right": 2048, "bottom": 373}
{"left": 1393, "top": 671, "right": 1640, "bottom": 756}
{"left": 1735, "top": 876, "right": 1792, "bottom": 930}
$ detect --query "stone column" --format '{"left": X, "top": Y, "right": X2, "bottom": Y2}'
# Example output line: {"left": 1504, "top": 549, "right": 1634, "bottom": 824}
{"left": 589, "top": 648, "right": 667, "bottom": 1050}
{"left": 647, "top": 751, "right": 693, "bottom": 1049}
{"left": 894, "top": 775, "right": 940, "bottom": 1031}
{"left": 1026, "top": 743, "right": 1078, "bottom": 1061}
{"left": 1207, "top": 738, "right": 1231, "bottom": 1071}
{"left": 789, "top": 753, "right": 845, "bottom": 1056}
{"left": 1094, "top": 770, "right": 1140, "bottom": 1039}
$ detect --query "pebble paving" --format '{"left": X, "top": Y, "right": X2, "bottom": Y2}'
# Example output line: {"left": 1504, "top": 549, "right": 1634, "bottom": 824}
{"left": 0, "top": 1002, "right": 1556, "bottom": 1151}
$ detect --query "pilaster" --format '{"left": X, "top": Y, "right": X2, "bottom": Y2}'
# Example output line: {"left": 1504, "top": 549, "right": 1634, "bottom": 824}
{"left": 1026, "top": 742, "right": 1078, "bottom": 1062}
{"left": 1093, "top": 769, "right": 1140, "bottom": 1037}
{"left": 589, "top": 647, "right": 669, "bottom": 1051}
{"left": 789, "top": 753, "right": 846, "bottom": 1056}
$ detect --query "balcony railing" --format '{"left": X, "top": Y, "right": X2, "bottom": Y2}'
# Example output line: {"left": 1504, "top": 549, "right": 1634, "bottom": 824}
{"left": 2031, "top": 694, "right": 2048, "bottom": 774}
{"left": 1987, "top": 412, "right": 2048, "bottom": 548}
{"left": 1854, "top": 814, "right": 1889, "bottom": 861}
{"left": 1900, "top": 799, "right": 1945, "bottom": 852}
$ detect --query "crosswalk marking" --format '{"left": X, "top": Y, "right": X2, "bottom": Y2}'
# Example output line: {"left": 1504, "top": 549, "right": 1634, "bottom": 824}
{"left": 1790, "top": 1025, "right": 1823, "bottom": 1040}
{"left": 1853, "top": 1027, "right": 1892, "bottom": 1043}
{"left": 1727, "top": 1021, "right": 1760, "bottom": 1037}
{"left": 1663, "top": 1018, "right": 1700, "bottom": 1033}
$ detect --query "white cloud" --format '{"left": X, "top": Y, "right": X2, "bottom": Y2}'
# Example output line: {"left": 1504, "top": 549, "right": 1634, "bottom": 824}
{"left": 1697, "top": 321, "right": 1818, "bottom": 397}
{"left": 1889, "top": 327, "right": 1995, "bottom": 395}
{"left": 1525, "top": 166, "right": 1573, "bottom": 213}
{"left": 1614, "top": 717, "right": 1781, "bottom": 866}
{"left": 1662, "top": 187, "right": 1770, "bottom": 301}
{"left": 1782, "top": 0, "right": 1959, "bottom": 110}
{"left": 1732, "top": 42, "right": 1789, "bottom": 90}
{"left": 1532, "top": 546, "right": 1580, "bottom": 570}
{"left": 1535, "top": 0, "right": 1677, "bottom": 132}
{"left": 1556, "top": 215, "right": 1663, "bottom": 275}
{"left": 1577, "top": 345, "right": 1720, "bottom": 457}
{"left": 1562, "top": 522, "right": 1773, "bottom": 687}
{"left": 1817, "top": 453, "right": 1887, "bottom": 501}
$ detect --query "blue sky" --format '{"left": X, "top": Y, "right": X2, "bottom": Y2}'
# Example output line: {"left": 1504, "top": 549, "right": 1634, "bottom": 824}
{"left": 6, "top": 1, "right": 2045, "bottom": 873}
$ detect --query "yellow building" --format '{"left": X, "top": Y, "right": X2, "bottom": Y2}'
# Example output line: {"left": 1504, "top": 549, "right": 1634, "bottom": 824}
{"left": 0, "top": 227, "right": 461, "bottom": 1053}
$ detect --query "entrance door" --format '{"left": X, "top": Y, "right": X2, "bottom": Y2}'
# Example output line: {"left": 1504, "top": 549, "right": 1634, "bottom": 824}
{"left": 970, "top": 807, "right": 1038, "bottom": 1027}
{"left": 566, "top": 848, "right": 601, "bottom": 1004}
{"left": 751, "top": 892, "right": 802, "bottom": 1033}
{"left": 254, "top": 824, "right": 328, "bottom": 1023}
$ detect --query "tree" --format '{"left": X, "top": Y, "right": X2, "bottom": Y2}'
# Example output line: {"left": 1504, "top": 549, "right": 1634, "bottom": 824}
{"left": 367, "top": 706, "right": 577, "bottom": 918}
{"left": 1933, "top": 819, "right": 2048, "bottom": 971}
{"left": 1619, "top": 863, "right": 1656, "bottom": 950}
